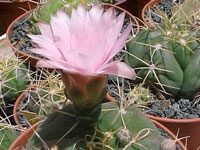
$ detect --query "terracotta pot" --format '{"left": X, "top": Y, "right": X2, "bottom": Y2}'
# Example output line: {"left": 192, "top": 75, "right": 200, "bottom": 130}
{"left": 0, "top": 1, "right": 36, "bottom": 36}
{"left": 115, "top": 0, "right": 151, "bottom": 20}
{"left": 9, "top": 119, "right": 185, "bottom": 150}
{"left": 13, "top": 85, "right": 116, "bottom": 133}
{"left": 148, "top": 114, "right": 200, "bottom": 150}
{"left": 6, "top": 11, "right": 40, "bottom": 67}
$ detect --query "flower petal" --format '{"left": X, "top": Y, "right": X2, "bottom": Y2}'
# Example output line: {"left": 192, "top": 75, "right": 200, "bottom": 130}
{"left": 99, "top": 61, "right": 136, "bottom": 79}
{"left": 38, "top": 22, "right": 53, "bottom": 40}
{"left": 104, "top": 24, "right": 132, "bottom": 63}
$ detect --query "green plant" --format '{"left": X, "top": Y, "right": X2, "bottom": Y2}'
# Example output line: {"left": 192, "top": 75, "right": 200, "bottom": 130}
{"left": 18, "top": 70, "right": 67, "bottom": 125}
{"left": 29, "top": 0, "right": 95, "bottom": 34}
{"left": 26, "top": 102, "right": 165, "bottom": 150}
{"left": 126, "top": 0, "right": 200, "bottom": 100}
{"left": 0, "top": 117, "right": 18, "bottom": 149}
{"left": 0, "top": 56, "right": 30, "bottom": 104}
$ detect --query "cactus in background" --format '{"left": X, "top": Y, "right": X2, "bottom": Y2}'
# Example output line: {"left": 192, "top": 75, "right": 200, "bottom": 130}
{"left": 26, "top": 71, "right": 66, "bottom": 116}
{"left": 126, "top": 1, "right": 200, "bottom": 99}
{"left": 0, "top": 57, "right": 29, "bottom": 104}
{"left": 26, "top": 102, "right": 166, "bottom": 150}
{"left": 29, "top": 0, "right": 95, "bottom": 34}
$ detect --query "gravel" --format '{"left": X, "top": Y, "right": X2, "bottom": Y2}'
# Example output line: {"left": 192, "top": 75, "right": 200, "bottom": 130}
{"left": 10, "top": 15, "right": 42, "bottom": 58}
{"left": 144, "top": 0, "right": 185, "bottom": 23}
{"left": 146, "top": 98, "right": 200, "bottom": 119}
{"left": 107, "top": 78, "right": 200, "bottom": 119}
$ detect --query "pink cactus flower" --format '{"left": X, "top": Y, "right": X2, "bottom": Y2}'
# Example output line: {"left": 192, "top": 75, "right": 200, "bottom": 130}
{"left": 29, "top": 4, "right": 135, "bottom": 79}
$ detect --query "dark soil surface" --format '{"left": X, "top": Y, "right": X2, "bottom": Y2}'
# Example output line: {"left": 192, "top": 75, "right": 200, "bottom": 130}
{"left": 144, "top": 0, "right": 184, "bottom": 23}
{"left": 146, "top": 98, "right": 200, "bottom": 119}
{"left": 10, "top": 15, "right": 41, "bottom": 58}
{"left": 107, "top": 78, "right": 200, "bottom": 119}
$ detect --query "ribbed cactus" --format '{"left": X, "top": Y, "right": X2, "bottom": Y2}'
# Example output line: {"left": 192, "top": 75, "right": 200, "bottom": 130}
{"left": 26, "top": 73, "right": 66, "bottom": 116}
{"left": 29, "top": 0, "right": 95, "bottom": 34}
{"left": 26, "top": 102, "right": 165, "bottom": 149}
{"left": 0, "top": 57, "right": 29, "bottom": 104}
{"left": 126, "top": 1, "right": 200, "bottom": 99}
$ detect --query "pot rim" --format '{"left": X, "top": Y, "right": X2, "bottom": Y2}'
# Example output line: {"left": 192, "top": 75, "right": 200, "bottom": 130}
{"left": 141, "top": 0, "right": 165, "bottom": 26}
{"left": 148, "top": 113, "right": 200, "bottom": 123}
{"left": 113, "top": 0, "right": 127, "bottom": 6}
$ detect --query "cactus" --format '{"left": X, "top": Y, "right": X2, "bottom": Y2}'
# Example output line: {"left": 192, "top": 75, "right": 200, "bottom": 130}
{"left": 29, "top": 0, "right": 95, "bottom": 34}
{"left": 26, "top": 102, "right": 165, "bottom": 150}
{"left": 17, "top": 70, "right": 67, "bottom": 125}
{"left": 128, "top": 84, "right": 154, "bottom": 106}
{"left": 0, "top": 57, "right": 29, "bottom": 104}
{"left": 125, "top": 1, "right": 200, "bottom": 99}
{"left": 0, "top": 117, "right": 18, "bottom": 149}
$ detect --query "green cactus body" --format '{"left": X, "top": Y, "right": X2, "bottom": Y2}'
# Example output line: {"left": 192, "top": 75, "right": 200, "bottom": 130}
{"left": 27, "top": 102, "right": 162, "bottom": 150}
{"left": 126, "top": 25, "right": 200, "bottom": 99}
{"left": 0, "top": 121, "right": 18, "bottom": 149}
{"left": 29, "top": 0, "right": 95, "bottom": 34}
{"left": 0, "top": 60, "right": 29, "bottom": 103}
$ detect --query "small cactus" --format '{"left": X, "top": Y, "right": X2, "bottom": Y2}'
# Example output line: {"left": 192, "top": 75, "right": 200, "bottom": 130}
{"left": 18, "top": 70, "right": 67, "bottom": 125}
{"left": 29, "top": 0, "right": 95, "bottom": 34}
{"left": 0, "top": 57, "right": 30, "bottom": 104}
{"left": 128, "top": 84, "right": 153, "bottom": 106}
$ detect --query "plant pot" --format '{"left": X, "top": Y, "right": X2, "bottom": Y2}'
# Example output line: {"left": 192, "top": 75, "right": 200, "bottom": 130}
{"left": 6, "top": 4, "right": 139, "bottom": 68}
{"left": 6, "top": 11, "right": 40, "bottom": 68}
{"left": 9, "top": 119, "right": 185, "bottom": 150}
{"left": 13, "top": 85, "right": 116, "bottom": 133}
{"left": 115, "top": 0, "right": 151, "bottom": 20}
{"left": 0, "top": 1, "right": 36, "bottom": 36}
{"left": 141, "top": 0, "right": 176, "bottom": 26}
{"left": 148, "top": 114, "right": 200, "bottom": 150}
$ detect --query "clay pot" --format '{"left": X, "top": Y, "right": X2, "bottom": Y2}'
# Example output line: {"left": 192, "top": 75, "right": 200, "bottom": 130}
{"left": 9, "top": 119, "right": 185, "bottom": 150}
{"left": 0, "top": 1, "right": 36, "bottom": 36}
{"left": 115, "top": 0, "right": 151, "bottom": 20}
{"left": 148, "top": 114, "right": 200, "bottom": 150}
{"left": 6, "top": 11, "right": 40, "bottom": 67}
{"left": 141, "top": 0, "right": 162, "bottom": 26}
{"left": 7, "top": 4, "right": 139, "bottom": 68}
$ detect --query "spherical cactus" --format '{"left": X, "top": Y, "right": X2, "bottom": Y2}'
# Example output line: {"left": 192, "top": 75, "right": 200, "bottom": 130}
{"left": 0, "top": 58, "right": 29, "bottom": 104}
{"left": 126, "top": 3, "right": 200, "bottom": 99}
